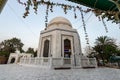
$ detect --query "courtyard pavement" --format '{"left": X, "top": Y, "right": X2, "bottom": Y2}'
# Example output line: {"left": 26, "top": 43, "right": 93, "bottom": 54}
{"left": 0, "top": 64, "right": 120, "bottom": 80}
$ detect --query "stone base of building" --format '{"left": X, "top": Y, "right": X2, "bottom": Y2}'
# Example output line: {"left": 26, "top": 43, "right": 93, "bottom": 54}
{"left": 19, "top": 56, "right": 97, "bottom": 69}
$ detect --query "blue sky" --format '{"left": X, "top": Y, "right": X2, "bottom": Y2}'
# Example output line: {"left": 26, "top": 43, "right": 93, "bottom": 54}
{"left": 0, "top": 0, "right": 120, "bottom": 53}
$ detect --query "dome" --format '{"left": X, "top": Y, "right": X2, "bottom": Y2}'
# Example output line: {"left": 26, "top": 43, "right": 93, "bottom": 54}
{"left": 47, "top": 17, "right": 72, "bottom": 28}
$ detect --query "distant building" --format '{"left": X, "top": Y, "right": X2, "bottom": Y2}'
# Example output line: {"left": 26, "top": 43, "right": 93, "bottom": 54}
{"left": 7, "top": 50, "right": 33, "bottom": 64}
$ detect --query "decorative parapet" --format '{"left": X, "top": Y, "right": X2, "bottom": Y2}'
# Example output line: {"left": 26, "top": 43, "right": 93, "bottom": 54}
{"left": 19, "top": 57, "right": 97, "bottom": 69}
{"left": 19, "top": 57, "right": 72, "bottom": 69}
{"left": 81, "top": 58, "right": 97, "bottom": 68}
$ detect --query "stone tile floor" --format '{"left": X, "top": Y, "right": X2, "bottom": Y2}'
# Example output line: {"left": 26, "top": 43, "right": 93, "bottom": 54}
{"left": 0, "top": 64, "right": 120, "bottom": 80}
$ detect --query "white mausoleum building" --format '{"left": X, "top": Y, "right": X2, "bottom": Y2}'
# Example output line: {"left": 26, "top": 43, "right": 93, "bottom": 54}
{"left": 10, "top": 17, "right": 97, "bottom": 69}
{"left": 37, "top": 17, "right": 82, "bottom": 59}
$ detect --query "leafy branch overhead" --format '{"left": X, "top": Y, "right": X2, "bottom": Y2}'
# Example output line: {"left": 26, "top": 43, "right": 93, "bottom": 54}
{"left": 68, "top": 0, "right": 120, "bottom": 24}
{"left": 18, "top": 0, "right": 91, "bottom": 45}
{"left": 18, "top": 0, "right": 120, "bottom": 24}
{"left": 17, "top": 0, "right": 120, "bottom": 46}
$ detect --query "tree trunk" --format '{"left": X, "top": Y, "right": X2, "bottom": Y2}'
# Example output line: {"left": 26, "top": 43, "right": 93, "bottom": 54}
{"left": 101, "top": 53, "right": 105, "bottom": 66}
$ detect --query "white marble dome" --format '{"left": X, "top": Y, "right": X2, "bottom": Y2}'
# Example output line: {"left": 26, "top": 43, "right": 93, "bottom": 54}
{"left": 47, "top": 17, "right": 72, "bottom": 29}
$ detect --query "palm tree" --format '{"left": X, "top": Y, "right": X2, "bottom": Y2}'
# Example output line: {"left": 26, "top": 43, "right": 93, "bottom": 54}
{"left": 96, "top": 36, "right": 116, "bottom": 45}
{"left": 93, "top": 36, "right": 117, "bottom": 65}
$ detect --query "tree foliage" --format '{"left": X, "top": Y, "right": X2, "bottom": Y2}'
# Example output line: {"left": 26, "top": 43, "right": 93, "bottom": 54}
{"left": 0, "top": 37, "right": 24, "bottom": 57}
{"left": 26, "top": 47, "right": 37, "bottom": 57}
{"left": 17, "top": 0, "right": 120, "bottom": 24}
{"left": 26, "top": 47, "right": 34, "bottom": 53}
{"left": 93, "top": 36, "right": 118, "bottom": 64}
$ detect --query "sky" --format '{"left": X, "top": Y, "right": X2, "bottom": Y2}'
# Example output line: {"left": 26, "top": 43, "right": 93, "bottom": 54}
{"left": 0, "top": 0, "right": 120, "bottom": 54}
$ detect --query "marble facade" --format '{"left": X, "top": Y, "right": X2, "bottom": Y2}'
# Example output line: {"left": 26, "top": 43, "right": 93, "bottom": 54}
{"left": 10, "top": 17, "right": 97, "bottom": 68}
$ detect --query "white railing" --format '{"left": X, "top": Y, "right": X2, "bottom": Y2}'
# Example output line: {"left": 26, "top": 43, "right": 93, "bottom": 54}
{"left": 20, "top": 57, "right": 72, "bottom": 68}
{"left": 52, "top": 58, "right": 71, "bottom": 68}
{"left": 52, "top": 58, "right": 63, "bottom": 66}
{"left": 81, "top": 58, "right": 97, "bottom": 68}
{"left": 19, "top": 57, "right": 97, "bottom": 68}
{"left": 19, "top": 57, "right": 51, "bottom": 67}
{"left": 63, "top": 58, "right": 71, "bottom": 65}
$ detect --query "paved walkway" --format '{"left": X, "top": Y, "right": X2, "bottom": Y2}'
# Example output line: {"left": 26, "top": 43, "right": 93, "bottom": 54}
{"left": 0, "top": 64, "right": 120, "bottom": 80}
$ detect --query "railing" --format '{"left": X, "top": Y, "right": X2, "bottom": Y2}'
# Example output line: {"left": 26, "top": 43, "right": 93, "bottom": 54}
{"left": 52, "top": 58, "right": 71, "bottom": 68}
{"left": 20, "top": 57, "right": 51, "bottom": 67}
{"left": 63, "top": 58, "right": 71, "bottom": 65}
{"left": 52, "top": 58, "right": 63, "bottom": 66}
{"left": 81, "top": 58, "right": 97, "bottom": 68}
{"left": 19, "top": 57, "right": 97, "bottom": 68}
{"left": 20, "top": 57, "right": 72, "bottom": 68}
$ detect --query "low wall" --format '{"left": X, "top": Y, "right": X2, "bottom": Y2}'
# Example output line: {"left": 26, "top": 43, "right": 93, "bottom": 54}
{"left": 19, "top": 57, "right": 97, "bottom": 69}
{"left": 81, "top": 58, "right": 97, "bottom": 68}
{"left": 19, "top": 57, "right": 52, "bottom": 68}
{"left": 19, "top": 57, "right": 72, "bottom": 68}
{"left": 0, "top": 56, "right": 8, "bottom": 64}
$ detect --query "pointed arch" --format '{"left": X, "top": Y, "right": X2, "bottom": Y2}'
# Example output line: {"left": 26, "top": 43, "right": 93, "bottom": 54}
{"left": 43, "top": 39, "right": 49, "bottom": 57}
{"left": 10, "top": 57, "right": 15, "bottom": 63}
{"left": 64, "top": 39, "right": 71, "bottom": 58}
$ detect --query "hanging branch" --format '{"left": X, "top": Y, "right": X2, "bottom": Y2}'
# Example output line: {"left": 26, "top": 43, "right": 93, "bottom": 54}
{"left": 18, "top": 0, "right": 120, "bottom": 39}
{"left": 45, "top": 4, "right": 49, "bottom": 27}
{"left": 18, "top": 0, "right": 120, "bottom": 25}
{"left": 93, "top": 9, "right": 120, "bottom": 24}
{"left": 98, "top": 16, "right": 101, "bottom": 21}
{"left": 61, "top": 4, "right": 67, "bottom": 14}
{"left": 79, "top": 7, "right": 90, "bottom": 45}
{"left": 50, "top": 4, "right": 53, "bottom": 12}
{"left": 18, "top": 0, "right": 26, "bottom": 5}
{"left": 18, "top": 0, "right": 84, "bottom": 18}
{"left": 101, "top": 18, "right": 108, "bottom": 33}
{"left": 74, "top": 7, "right": 77, "bottom": 19}
{"left": 32, "top": 0, "right": 38, "bottom": 14}
{"left": 23, "top": 0, "right": 32, "bottom": 18}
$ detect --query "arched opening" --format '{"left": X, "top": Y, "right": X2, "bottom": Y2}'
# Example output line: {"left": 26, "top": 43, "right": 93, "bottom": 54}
{"left": 64, "top": 39, "right": 71, "bottom": 58}
{"left": 10, "top": 58, "right": 15, "bottom": 63}
{"left": 43, "top": 40, "right": 49, "bottom": 57}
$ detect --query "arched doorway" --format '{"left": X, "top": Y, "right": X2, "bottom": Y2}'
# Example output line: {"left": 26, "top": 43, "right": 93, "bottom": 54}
{"left": 64, "top": 39, "right": 71, "bottom": 58}
{"left": 43, "top": 40, "right": 49, "bottom": 57}
{"left": 10, "top": 58, "right": 15, "bottom": 63}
